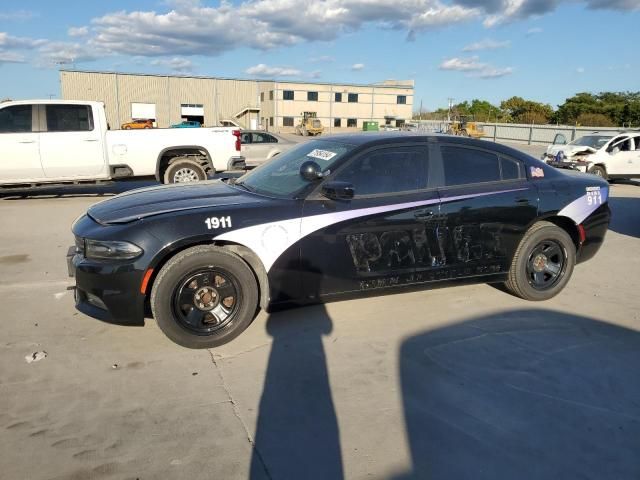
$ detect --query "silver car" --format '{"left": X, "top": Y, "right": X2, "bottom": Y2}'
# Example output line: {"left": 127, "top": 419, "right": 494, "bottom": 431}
{"left": 240, "top": 131, "right": 295, "bottom": 167}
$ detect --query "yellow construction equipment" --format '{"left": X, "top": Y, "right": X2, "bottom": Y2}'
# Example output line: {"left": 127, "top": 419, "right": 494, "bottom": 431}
{"left": 447, "top": 116, "right": 486, "bottom": 138}
{"left": 295, "top": 112, "right": 324, "bottom": 136}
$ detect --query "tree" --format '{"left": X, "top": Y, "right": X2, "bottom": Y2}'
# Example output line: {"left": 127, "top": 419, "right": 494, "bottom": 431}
{"left": 500, "top": 96, "right": 553, "bottom": 124}
{"left": 576, "top": 113, "right": 615, "bottom": 127}
{"left": 556, "top": 91, "right": 640, "bottom": 126}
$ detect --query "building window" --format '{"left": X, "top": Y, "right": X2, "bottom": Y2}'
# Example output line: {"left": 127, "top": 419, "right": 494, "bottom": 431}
{"left": 269, "top": 91, "right": 274, "bottom": 101}
{"left": 307, "top": 91, "right": 318, "bottom": 101}
{"left": 260, "top": 92, "right": 264, "bottom": 102}
{"left": 396, "top": 119, "right": 405, "bottom": 128}
{"left": 397, "top": 95, "right": 407, "bottom": 105}
{"left": 348, "top": 93, "right": 358, "bottom": 103}
{"left": 269, "top": 117, "right": 274, "bottom": 127}
{"left": 283, "top": 90, "right": 294, "bottom": 101}
{"left": 335, "top": 92, "right": 342, "bottom": 102}
{"left": 334, "top": 118, "right": 341, "bottom": 127}
{"left": 283, "top": 116, "right": 294, "bottom": 127}
{"left": 347, "top": 118, "right": 357, "bottom": 128}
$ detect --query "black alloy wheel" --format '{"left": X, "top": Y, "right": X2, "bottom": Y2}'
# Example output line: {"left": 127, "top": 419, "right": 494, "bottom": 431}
{"left": 173, "top": 269, "right": 240, "bottom": 335}
{"left": 151, "top": 246, "right": 259, "bottom": 348}
{"left": 504, "top": 221, "right": 576, "bottom": 301}
{"left": 525, "top": 240, "right": 566, "bottom": 290}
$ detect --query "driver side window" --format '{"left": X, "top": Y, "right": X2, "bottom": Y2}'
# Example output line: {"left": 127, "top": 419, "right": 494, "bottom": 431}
{"left": 334, "top": 147, "right": 430, "bottom": 196}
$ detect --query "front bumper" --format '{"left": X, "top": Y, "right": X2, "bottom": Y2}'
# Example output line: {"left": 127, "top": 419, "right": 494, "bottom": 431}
{"left": 67, "top": 248, "right": 146, "bottom": 326}
{"left": 545, "top": 158, "right": 590, "bottom": 173}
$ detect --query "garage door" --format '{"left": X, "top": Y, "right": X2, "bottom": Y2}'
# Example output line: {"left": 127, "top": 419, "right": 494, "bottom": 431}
{"left": 181, "top": 104, "right": 204, "bottom": 116}
{"left": 131, "top": 103, "right": 156, "bottom": 120}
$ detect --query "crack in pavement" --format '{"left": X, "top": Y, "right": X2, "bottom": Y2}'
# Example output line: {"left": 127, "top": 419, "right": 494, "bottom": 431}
{"left": 207, "top": 348, "right": 273, "bottom": 480}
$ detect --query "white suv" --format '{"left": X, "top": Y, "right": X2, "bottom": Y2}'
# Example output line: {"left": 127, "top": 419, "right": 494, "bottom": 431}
{"left": 544, "top": 131, "right": 640, "bottom": 180}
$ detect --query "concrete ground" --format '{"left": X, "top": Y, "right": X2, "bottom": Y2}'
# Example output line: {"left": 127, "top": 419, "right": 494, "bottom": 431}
{"left": 1, "top": 145, "right": 639, "bottom": 479}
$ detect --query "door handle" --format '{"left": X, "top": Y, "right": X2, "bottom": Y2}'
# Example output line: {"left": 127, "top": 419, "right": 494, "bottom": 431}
{"left": 515, "top": 198, "right": 529, "bottom": 204}
{"left": 83, "top": 139, "right": 99, "bottom": 142}
{"left": 414, "top": 210, "right": 435, "bottom": 220}
{"left": 18, "top": 140, "right": 35, "bottom": 144}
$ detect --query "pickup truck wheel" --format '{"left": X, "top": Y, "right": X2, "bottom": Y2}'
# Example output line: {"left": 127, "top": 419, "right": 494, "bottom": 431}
{"left": 164, "top": 159, "right": 206, "bottom": 184}
{"left": 504, "top": 221, "right": 575, "bottom": 301}
{"left": 151, "top": 246, "right": 259, "bottom": 348}
{"left": 589, "top": 165, "right": 608, "bottom": 180}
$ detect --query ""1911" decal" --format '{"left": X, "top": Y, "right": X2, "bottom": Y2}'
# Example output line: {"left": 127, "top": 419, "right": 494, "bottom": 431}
{"left": 205, "top": 216, "right": 232, "bottom": 230}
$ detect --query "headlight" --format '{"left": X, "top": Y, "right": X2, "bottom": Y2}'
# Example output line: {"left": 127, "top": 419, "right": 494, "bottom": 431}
{"left": 84, "top": 239, "right": 143, "bottom": 260}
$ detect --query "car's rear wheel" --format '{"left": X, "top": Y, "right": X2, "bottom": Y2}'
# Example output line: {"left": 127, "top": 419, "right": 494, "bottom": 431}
{"left": 164, "top": 158, "right": 207, "bottom": 184}
{"left": 504, "top": 221, "right": 575, "bottom": 301}
{"left": 589, "top": 165, "right": 608, "bottom": 180}
{"left": 151, "top": 246, "right": 259, "bottom": 348}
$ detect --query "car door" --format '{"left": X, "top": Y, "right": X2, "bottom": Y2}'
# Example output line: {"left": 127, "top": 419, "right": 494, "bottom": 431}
{"left": 604, "top": 135, "right": 634, "bottom": 176}
{"left": 632, "top": 136, "right": 640, "bottom": 176}
{"left": 39, "top": 104, "right": 106, "bottom": 178}
{"left": 0, "top": 104, "right": 44, "bottom": 181}
{"left": 247, "top": 132, "right": 278, "bottom": 166}
{"left": 436, "top": 143, "right": 538, "bottom": 279}
{"left": 298, "top": 143, "right": 441, "bottom": 297}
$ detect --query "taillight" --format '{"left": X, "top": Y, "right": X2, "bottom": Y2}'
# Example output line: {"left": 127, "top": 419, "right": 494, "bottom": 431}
{"left": 232, "top": 130, "right": 241, "bottom": 151}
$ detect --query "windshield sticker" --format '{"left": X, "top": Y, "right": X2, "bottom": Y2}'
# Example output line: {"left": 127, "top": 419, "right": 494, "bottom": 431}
{"left": 307, "top": 149, "right": 337, "bottom": 161}
{"left": 530, "top": 166, "right": 545, "bottom": 178}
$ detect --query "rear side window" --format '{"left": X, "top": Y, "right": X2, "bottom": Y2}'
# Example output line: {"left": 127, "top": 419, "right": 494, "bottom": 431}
{"left": 335, "top": 146, "right": 430, "bottom": 196}
{"left": 0, "top": 105, "right": 32, "bottom": 133}
{"left": 500, "top": 157, "right": 523, "bottom": 180}
{"left": 441, "top": 146, "right": 501, "bottom": 186}
{"left": 46, "top": 105, "right": 93, "bottom": 132}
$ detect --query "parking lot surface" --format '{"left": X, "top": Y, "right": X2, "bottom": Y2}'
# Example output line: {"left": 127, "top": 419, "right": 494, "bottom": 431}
{"left": 1, "top": 146, "right": 639, "bottom": 479}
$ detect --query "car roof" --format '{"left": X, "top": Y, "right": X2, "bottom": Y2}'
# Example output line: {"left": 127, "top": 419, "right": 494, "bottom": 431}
{"left": 315, "top": 132, "right": 539, "bottom": 162}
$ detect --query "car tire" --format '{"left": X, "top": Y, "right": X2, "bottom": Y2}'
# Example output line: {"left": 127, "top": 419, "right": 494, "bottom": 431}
{"left": 151, "top": 246, "right": 259, "bottom": 349}
{"left": 163, "top": 158, "right": 207, "bottom": 184}
{"left": 589, "top": 165, "right": 608, "bottom": 180}
{"left": 504, "top": 221, "right": 575, "bottom": 301}
{"left": 123, "top": 126, "right": 131, "bottom": 130}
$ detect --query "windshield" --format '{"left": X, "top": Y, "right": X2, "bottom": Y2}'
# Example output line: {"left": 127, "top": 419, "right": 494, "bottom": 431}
{"left": 569, "top": 135, "right": 613, "bottom": 149}
{"left": 234, "top": 140, "right": 355, "bottom": 198}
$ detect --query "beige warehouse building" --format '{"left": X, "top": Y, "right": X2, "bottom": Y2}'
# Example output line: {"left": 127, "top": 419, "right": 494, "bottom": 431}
{"left": 60, "top": 70, "right": 414, "bottom": 133}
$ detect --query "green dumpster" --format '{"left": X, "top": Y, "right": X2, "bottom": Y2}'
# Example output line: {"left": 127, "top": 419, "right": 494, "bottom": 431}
{"left": 362, "top": 121, "right": 379, "bottom": 131}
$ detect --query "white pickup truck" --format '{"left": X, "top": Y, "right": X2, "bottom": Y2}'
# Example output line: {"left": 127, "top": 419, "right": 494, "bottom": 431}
{"left": 0, "top": 100, "right": 245, "bottom": 187}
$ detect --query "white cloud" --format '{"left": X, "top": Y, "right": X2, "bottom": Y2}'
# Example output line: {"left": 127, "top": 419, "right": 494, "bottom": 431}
{"left": 37, "top": 42, "right": 100, "bottom": 66}
{"left": 0, "top": 10, "right": 37, "bottom": 21}
{"left": 462, "top": 38, "right": 510, "bottom": 51}
{"left": 351, "top": 63, "right": 365, "bottom": 71}
{"left": 576, "top": 67, "right": 585, "bottom": 73}
{"left": 245, "top": 63, "right": 302, "bottom": 77}
{"left": 68, "top": 26, "right": 89, "bottom": 37}
{"left": 473, "top": 66, "right": 514, "bottom": 78}
{"left": 151, "top": 56, "right": 194, "bottom": 72}
{"left": 440, "top": 56, "right": 486, "bottom": 71}
{"left": 526, "top": 26, "right": 543, "bottom": 35}
{"left": 440, "top": 56, "right": 513, "bottom": 78}
{"left": 0, "top": 32, "right": 46, "bottom": 49}
{"left": 0, "top": 51, "right": 26, "bottom": 64}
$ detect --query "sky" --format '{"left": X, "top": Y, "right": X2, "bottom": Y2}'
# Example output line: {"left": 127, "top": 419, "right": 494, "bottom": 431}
{"left": 0, "top": 0, "right": 638, "bottom": 111}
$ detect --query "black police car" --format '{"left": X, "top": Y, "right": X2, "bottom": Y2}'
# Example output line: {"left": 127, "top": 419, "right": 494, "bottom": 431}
{"left": 69, "top": 134, "right": 610, "bottom": 348}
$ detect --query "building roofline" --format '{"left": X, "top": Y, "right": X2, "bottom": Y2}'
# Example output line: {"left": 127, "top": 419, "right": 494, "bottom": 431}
{"left": 59, "top": 69, "right": 414, "bottom": 90}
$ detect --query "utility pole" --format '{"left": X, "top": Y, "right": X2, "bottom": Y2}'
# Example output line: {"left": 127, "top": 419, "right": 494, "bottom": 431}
{"left": 447, "top": 97, "right": 455, "bottom": 122}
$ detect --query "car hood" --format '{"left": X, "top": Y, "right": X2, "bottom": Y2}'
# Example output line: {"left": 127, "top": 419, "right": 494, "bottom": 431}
{"left": 88, "top": 180, "right": 260, "bottom": 225}
{"left": 547, "top": 145, "right": 597, "bottom": 157}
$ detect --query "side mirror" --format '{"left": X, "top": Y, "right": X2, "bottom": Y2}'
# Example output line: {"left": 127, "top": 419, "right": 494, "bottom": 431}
{"left": 300, "top": 161, "right": 325, "bottom": 181}
{"left": 322, "top": 181, "right": 354, "bottom": 200}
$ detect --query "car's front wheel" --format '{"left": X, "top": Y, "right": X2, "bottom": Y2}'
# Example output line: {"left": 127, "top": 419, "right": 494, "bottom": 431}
{"left": 151, "top": 246, "right": 259, "bottom": 348}
{"left": 504, "top": 221, "right": 575, "bottom": 301}
{"left": 589, "top": 165, "right": 608, "bottom": 180}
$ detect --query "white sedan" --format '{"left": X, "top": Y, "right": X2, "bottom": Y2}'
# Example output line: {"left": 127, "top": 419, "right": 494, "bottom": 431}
{"left": 239, "top": 131, "right": 296, "bottom": 167}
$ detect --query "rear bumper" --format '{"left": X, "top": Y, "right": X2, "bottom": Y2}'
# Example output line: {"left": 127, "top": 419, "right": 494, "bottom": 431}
{"left": 67, "top": 249, "right": 146, "bottom": 326}
{"left": 576, "top": 203, "right": 610, "bottom": 264}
